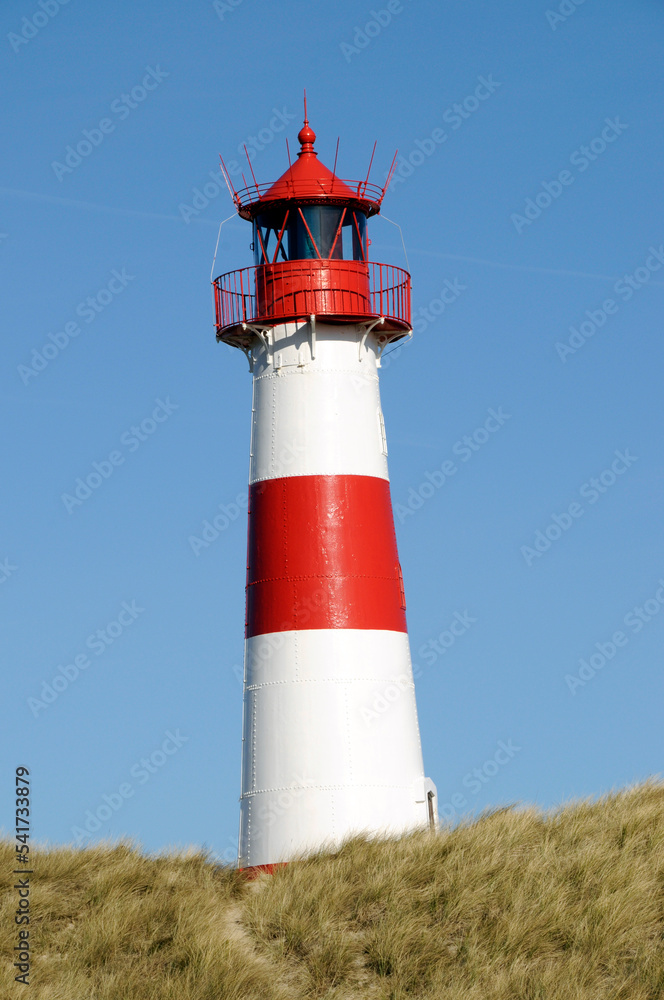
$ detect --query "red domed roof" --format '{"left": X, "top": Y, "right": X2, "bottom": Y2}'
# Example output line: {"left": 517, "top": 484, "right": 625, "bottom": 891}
{"left": 224, "top": 109, "right": 392, "bottom": 221}
{"left": 260, "top": 118, "right": 358, "bottom": 204}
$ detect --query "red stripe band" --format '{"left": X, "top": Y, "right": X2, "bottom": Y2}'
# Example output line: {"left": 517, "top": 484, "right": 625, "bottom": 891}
{"left": 246, "top": 475, "right": 407, "bottom": 637}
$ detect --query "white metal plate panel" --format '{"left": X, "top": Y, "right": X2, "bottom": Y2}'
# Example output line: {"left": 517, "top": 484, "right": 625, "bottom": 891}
{"left": 249, "top": 324, "right": 390, "bottom": 483}
{"left": 239, "top": 629, "right": 428, "bottom": 866}
{"left": 240, "top": 783, "right": 430, "bottom": 868}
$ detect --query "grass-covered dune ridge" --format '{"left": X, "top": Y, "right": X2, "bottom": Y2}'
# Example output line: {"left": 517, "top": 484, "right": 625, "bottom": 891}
{"left": 2, "top": 781, "right": 664, "bottom": 998}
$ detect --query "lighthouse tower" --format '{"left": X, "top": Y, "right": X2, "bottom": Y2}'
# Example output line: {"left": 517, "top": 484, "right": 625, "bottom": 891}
{"left": 213, "top": 107, "right": 437, "bottom": 870}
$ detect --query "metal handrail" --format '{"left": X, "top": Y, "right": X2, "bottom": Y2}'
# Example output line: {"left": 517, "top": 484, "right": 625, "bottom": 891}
{"left": 213, "top": 261, "right": 411, "bottom": 335}
{"left": 213, "top": 266, "right": 256, "bottom": 330}
{"left": 232, "top": 178, "right": 386, "bottom": 210}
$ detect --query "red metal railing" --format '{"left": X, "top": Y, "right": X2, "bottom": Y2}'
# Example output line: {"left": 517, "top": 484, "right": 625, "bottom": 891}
{"left": 213, "top": 267, "right": 256, "bottom": 333}
{"left": 213, "top": 261, "right": 411, "bottom": 338}
{"left": 232, "top": 178, "right": 386, "bottom": 213}
{"left": 368, "top": 263, "right": 411, "bottom": 330}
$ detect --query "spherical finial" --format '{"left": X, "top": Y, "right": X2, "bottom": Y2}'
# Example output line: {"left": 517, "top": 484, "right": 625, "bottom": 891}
{"left": 298, "top": 119, "right": 316, "bottom": 154}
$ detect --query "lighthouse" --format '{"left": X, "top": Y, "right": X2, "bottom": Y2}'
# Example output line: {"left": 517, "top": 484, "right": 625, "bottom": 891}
{"left": 213, "top": 105, "right": 437, "bottom": 871}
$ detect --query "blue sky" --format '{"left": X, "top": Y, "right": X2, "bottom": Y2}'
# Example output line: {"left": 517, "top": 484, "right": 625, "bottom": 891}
{"left": 1, "top": 0, "right": 662, "bottom": 860}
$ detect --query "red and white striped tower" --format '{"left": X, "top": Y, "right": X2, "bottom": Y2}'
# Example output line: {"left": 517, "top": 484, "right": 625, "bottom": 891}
{"left": 213, "top": 107, "right": 437, "bottom": 871}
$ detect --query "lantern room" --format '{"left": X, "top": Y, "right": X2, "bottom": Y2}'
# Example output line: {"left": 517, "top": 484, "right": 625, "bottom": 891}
{"left": 252, "top": 204, "right": 367, "bottom": 266}
{"left": 212, "top": 109, "right": 411, "bottom": 351}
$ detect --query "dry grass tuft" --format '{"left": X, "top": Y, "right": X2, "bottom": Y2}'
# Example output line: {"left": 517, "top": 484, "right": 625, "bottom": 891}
{"left": 2, "top": 782, "right": 664, "bottom": 998}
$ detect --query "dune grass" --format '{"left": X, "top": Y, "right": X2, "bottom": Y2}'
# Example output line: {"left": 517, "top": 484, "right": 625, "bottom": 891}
{"left": 2, "top": 781, "right": 664, "bottom": 998}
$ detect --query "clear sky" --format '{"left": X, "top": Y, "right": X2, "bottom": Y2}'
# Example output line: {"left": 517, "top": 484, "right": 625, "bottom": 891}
{"left": 1, "top": 0, "right": 662, "bottom": 861}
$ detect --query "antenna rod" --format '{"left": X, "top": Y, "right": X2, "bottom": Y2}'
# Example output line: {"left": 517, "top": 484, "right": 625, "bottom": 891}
{"left": 380, "top": 149, "right": 399, "bottom": 201}
{"left": 362, "top": 141, "right": 377, "bottom": 195}
{"left": 285, "top": 137, "right": 294, "bottom": 193}
{"left": 331, "top": 137, "right": 340, "bottom": 191}
{"left": 219, "top": 154, "right": 240, "bottom": 206}
{"left": 244, "top": 144, "right": 261, "bottom": 198}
